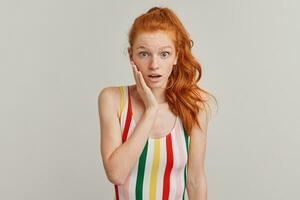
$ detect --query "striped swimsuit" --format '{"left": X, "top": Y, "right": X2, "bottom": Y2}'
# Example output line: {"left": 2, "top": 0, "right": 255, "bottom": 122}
{"left": 115, "top": 85, "right": 190, "bottom": 200}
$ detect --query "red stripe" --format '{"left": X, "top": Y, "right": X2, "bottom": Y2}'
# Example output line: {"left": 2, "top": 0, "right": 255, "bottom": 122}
{"left": 114, "top": 185, "right": 119, "bottom": 200}
{"left": 115, "top": 87, "right": 132, "bottom": 199}
{"left": 122, "top": 87, "right": 132, "bottom": 143}
{"left": 162, "top": 134, "right": 174, "bottom": 200}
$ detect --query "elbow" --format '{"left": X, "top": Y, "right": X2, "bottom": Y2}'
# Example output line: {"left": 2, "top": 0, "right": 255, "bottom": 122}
{"left": 186, "top": 174, "right": 207, "bottom": 190}
{"left": 186, "top": 180, "right": 202, "bottom": 191}
{"left": 105, "top": 167, "right": 126, "bottom": 185}
{"left": 107, "top": 175, "right": 125, "bottom": 185}
{"left": 102, "top": 155, "right": 129, "bottom": 185}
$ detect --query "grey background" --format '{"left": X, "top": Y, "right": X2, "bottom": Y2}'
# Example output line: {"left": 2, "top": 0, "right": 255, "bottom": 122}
{"left": 1, "top": 0, "right": 299, "bottom": 199}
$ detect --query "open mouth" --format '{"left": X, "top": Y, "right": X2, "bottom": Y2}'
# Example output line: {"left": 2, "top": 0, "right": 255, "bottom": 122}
{"left": 147, "top": 74, "right": 162, "bottom": 82}
{"left": 148, "top": 74, "right": 162, "bottom": 78}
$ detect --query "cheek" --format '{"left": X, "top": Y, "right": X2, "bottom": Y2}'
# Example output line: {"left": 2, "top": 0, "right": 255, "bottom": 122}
{"left": 166, "top": 63, "right": 174, "bottom": 75}
{"left": 131, "top": 57, "right": 141, "bottom": 69}
{"left": 133, "top": 58, "right": 149, "bottom": 70}
{"left": 131, "top": 61, "right": 145, "bottom": 74}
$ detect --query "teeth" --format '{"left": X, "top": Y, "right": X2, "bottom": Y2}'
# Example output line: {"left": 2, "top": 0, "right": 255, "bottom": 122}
{"left": 149, "top": 75, "right": 160, "bottom": 77}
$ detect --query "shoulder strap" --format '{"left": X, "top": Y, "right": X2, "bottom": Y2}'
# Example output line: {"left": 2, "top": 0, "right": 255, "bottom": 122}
{"left": 117, "top": 86, "right": 125, "bottom": 122}
{"left": 120, "top": 85, "right": 132, "bottom": 143}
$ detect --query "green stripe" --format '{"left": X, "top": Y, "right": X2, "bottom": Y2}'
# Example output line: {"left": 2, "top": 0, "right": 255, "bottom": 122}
{"left": 183, "top": 166, "right": 187, "bottom": 200}
{"left": 135, "top": 140, "right": 149, "bottom": 199}
{"left": 182, "top": 127, "right": 189, "bottom": 200}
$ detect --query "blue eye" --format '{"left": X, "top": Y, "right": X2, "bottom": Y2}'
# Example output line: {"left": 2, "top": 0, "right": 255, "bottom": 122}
{"left": 161, "top": 51, "right": 170, "bottom": 58}
{"left": 139, "top": 52, "right": 149, "bottom": 58}
{"left": 138, "top": 51, "right": 170, "bottom": 59}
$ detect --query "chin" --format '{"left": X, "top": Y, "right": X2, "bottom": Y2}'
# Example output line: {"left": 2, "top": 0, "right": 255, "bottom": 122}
{"left": 146, "top": 81, "right": 167, "bottom": 89}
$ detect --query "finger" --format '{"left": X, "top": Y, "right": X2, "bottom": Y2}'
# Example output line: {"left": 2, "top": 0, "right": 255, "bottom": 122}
{"left": 131, "top": 62, "right": 141, "bottom": 89}
{"left": 131, "top": 64, "right": 138, "bottom": 84}
{"left": 138, "top": 71, "right": 148, "bottom": 90}
{"left": 130, "top": 61, "right": 138, "bottom": 83}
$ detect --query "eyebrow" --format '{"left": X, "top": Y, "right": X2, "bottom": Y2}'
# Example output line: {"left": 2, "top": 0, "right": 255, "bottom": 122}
{"left": 136, "top": 45, "right": 173, "bottom": 50}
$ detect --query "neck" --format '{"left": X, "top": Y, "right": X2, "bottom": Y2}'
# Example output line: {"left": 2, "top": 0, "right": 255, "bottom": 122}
{"left": 151, "top": 87, "right": 166, "bottom": 104}
{"left": 132, "top": 84, "right": 167, "bottom": 104}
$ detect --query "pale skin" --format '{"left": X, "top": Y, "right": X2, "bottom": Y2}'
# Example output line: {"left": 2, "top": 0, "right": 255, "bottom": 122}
{"left": 98, "top": 31, "right": 208, "bottom": 200}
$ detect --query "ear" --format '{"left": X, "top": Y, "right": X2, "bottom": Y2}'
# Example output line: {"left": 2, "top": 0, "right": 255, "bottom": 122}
{"left": 128, "top": 47, "right": 133, "bottom": 61}
{"left": 174, "top": 52, "right": 178, "bottom": 65}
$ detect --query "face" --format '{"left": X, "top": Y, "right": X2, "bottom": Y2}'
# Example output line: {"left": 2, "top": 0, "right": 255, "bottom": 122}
{"left": 128, "top": 31, "right": 178, "bottom": 88}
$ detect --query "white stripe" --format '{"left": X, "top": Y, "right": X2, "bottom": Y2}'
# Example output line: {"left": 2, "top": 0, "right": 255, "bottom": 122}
{"left": 143, "top": 140, "right": 153, "bottom": 200}
{"left": 117, "top": 185, "right": 124, "bottom": 200}
{"left": 180, "top": 121, "right": 189, "bottom": 164}
{"left": 180, "top": 121, "right": 189, "bottom": 199}
{"left": 177, "top": 119, "right": 188, "bottom": 198}
{"left": 126, "top": 117, "right": 139, "bottom": 199}
{"left": 169, "top": 128, "right": 179, "bottom": 199}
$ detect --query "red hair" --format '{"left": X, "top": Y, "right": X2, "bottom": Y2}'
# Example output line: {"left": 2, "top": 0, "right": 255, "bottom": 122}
{"left": 127, "top": 7, "right": 217, "bottom": 135}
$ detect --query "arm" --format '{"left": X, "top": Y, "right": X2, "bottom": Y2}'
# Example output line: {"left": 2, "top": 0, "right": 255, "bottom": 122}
{"left": 186, "top": 101, "right": 210, "bottom": 200}
{"left": 98, "top": 87, "right": 158, "bottom": 185}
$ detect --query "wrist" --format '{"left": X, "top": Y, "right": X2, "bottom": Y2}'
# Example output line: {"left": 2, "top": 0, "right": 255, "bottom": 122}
{"left": 145, "top": 107, "right": 158, "bottom": 116}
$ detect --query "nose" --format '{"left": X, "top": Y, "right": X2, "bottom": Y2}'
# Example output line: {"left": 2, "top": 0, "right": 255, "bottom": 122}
{"left": 149, "top": 55, "right": 159, "bottom": 70}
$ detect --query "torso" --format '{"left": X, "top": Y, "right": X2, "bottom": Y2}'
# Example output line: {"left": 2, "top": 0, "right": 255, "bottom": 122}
{"left": 113, "top": 85, "right": 190, "bottom": 199}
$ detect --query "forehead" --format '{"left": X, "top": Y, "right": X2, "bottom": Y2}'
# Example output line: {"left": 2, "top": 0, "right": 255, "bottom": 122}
{"left": 133, "top": 31, "right": 175, "bottom": 50}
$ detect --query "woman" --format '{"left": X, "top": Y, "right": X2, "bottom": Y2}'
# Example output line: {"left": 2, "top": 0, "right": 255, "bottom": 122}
{"left": 98, "top": 6, "right": 216, "bottom": 200}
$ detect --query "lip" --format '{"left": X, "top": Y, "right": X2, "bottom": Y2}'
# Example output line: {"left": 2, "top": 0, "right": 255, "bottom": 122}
{"left": 147, "top": 75, "right": 162, "bottom": 82}
{"left": 148, "top": 74, "right": 162, "bottom": 77}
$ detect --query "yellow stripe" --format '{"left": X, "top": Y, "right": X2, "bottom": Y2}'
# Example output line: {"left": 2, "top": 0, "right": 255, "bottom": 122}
{"left": 118, "top": 86, "right": 124, "bottom": 121}
{"left": 149, "top": 140, "right": 160, "bottom": 200}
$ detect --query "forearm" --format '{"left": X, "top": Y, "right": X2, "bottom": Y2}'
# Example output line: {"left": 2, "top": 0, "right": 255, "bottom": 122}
{"left": 107, "top": 108, "right": 157, "bottom": 184}
{"left": 187, "top": 175, "right": 208, "bottom": 200}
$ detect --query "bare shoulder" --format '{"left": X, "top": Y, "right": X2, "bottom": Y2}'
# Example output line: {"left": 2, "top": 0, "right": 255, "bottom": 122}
{"left": 190, "top": 91, "right": 211, "bottom": 137}
{"left": 197, "top": 91, "right": 211, "bottom": 121}
{"left": 98, "top": 86, "right": 121, "bottom": 114}
{"left": 98, "top": 86, "right": 120, "bottom": 101}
